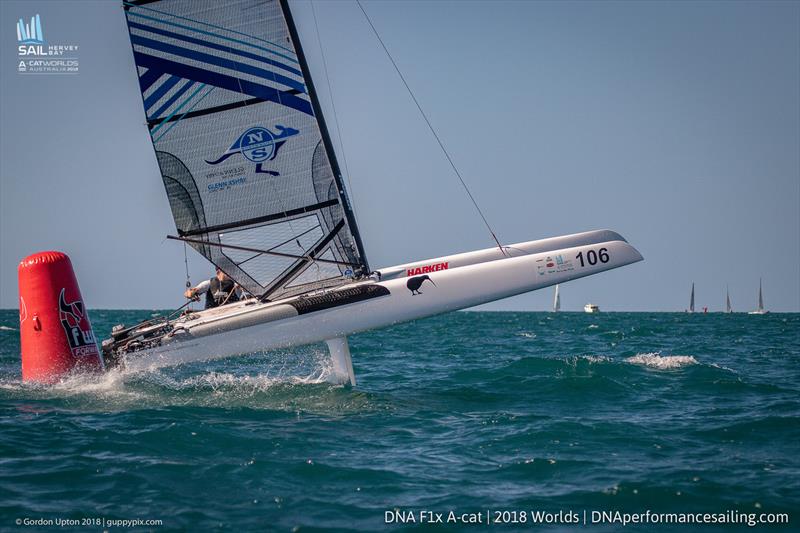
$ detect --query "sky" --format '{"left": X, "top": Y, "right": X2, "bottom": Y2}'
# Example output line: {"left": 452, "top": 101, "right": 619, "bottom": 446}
{"left": 1, "top": 0, "right": 798, "bottom": 312}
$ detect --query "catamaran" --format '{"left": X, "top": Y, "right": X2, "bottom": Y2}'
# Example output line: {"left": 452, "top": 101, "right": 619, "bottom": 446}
{"left": 748, "top": 279, "right": 768, "bottom": 315}
{"left": 103, "top": 0, "right": 643, "bottom": 384}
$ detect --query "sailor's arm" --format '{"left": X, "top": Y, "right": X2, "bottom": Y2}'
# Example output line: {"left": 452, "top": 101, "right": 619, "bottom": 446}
{"left": 184, "top": 280, "right": 211, "bottom": 299}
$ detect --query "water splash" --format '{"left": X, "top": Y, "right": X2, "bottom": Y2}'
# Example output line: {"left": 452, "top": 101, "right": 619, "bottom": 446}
{"left": 625, "top": 352, "right": 698, "bottom": 369}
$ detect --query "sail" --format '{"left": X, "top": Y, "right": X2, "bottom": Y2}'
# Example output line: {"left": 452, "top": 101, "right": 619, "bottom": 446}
{"left": 725, "top": 287, "right": 732, "bottom": 313}
{"left": 123, "top": 0, "right": 368, "bottom": 300}
{"left": 689, "top": 283, "right": 695, "bottom": 313}
{"left": 553, "top": 284, "right": 560, "bottom": 312}
{"left": 757, "top": 279, "right": 764, "bottom": 311}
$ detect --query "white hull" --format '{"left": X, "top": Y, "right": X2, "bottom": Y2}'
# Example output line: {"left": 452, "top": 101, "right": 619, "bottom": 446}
{"left": 123, "top": 232, "right": 643, "bottom": 381}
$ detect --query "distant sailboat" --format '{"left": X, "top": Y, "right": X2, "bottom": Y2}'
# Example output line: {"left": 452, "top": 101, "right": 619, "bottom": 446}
{"left": 552, "top": 284, "right": 561, "bottom": 312}
{"left": 748, "top": 279, "right": 768, "bottom": 315}
{"left": 725, "top": 286, "right": 732, "bottom": 314}
{"left": 688, "top": 282, "right": 695, "bottom": 313}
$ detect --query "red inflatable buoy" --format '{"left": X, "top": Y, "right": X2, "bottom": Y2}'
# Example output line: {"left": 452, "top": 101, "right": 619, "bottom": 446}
{"left": 18, "top": 251, "right": 104, "bottom": 383}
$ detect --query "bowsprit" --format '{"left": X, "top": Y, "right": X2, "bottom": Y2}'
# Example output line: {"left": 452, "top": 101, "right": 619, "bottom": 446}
{"left": 205, "top": 125, "right": 299, "bottom": 175}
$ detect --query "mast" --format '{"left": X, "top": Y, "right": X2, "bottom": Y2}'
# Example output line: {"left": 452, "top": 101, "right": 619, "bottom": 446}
{"left": 280, "top": 0, "right": 370, "bottom": 273}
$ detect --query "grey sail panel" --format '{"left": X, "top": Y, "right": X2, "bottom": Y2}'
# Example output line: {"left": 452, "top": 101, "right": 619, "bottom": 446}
{"left": 123, "top": 0, "right": 368, "bottom": 299}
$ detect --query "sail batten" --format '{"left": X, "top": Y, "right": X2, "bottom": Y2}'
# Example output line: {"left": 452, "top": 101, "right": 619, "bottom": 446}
{"left": 125, "top": 0, "right": 369, "bottom": 300}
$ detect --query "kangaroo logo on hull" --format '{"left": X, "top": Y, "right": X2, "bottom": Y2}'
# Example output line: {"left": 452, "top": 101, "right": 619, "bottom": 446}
{"left": 58, "top": 288, "right": 98, "bottom": 358}
{"left": 205, "top": 125, "right": 299, "bottom": 176}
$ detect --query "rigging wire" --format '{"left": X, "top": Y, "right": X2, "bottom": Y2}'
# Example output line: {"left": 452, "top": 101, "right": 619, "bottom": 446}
{"left": 183, "top": 241, "right": 191, "bottom": 289}
{"left": 183, "top": 241, "right": 193, "bottom": 310}
{"left": 354, "top": 0, "right": 505, "bottom": 254}
{"left": 310, "top": 0, "right": 361, "bottom": 231}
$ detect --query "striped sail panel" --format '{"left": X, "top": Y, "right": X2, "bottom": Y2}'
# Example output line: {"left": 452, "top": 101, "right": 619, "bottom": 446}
{"left": 124, "top": 0, "right": 368, "bottom": 300}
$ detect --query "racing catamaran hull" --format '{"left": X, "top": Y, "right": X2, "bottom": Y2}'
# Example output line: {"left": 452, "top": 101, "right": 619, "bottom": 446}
{"left": 123, "top": 234, "right": 642, "bottom": 381}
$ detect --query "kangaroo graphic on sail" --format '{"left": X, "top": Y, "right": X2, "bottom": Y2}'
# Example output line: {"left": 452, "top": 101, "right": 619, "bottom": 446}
{"left": 205, "top": 125, "right": 300, "bottom": 175}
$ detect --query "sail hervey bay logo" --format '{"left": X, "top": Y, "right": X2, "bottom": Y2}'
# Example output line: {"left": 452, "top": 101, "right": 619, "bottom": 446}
{"left": 206, "top": 125, "right": 299, "bottom": 176}
{"left": 17, "top": 14, "right": 44, "bottom": 45}
{"left": 16, "top": 13, "right": 80, "bottom": 75}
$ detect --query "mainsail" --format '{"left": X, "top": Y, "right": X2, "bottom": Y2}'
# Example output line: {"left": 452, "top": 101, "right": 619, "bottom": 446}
{"left": 725, "top": 286, "right": 732, "bottom": 314}
{"left": 757, "top": 279, "right": 764, "bottom": 312}
{"left": 553, "top": 284, "right": 560, "bottom": 312}
{"left": 689, "top": 282, "right": 695, "bottom": 313}
{"left": 123, "top": 0, "right": 369, "bottom": 300}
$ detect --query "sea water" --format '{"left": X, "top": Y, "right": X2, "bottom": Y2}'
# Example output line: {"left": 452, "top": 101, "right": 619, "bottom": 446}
{"left": 1, "top": 310, "right": 798, "bottom": 531}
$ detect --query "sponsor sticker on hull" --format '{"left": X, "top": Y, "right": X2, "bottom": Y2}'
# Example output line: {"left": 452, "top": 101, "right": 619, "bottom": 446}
{"left": 537, "top": 255, "right": 574, "bottom": 276}
{"left": 407, "top": 262, "right": 448, "bottom": 277}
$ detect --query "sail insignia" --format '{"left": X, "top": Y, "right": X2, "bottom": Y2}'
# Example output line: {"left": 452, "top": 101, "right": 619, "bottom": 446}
{"left": 123, "top": 0, "right": 368, "bottom": 299}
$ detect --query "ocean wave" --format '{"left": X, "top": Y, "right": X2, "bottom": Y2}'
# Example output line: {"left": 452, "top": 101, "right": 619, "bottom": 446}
{"left": 0, "top": 325, "right": 17, "bottom": 331}
{"left": 625, "top": 353, "right": 697, "bottom": 369}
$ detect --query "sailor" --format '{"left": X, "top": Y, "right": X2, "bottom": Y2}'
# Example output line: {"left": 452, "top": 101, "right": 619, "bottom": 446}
{"left": 184, "top": 267, "right": 241, "bottom": 309}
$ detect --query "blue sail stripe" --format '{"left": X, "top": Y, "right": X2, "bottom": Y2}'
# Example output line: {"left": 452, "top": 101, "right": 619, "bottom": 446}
{"left": 143, "top": 74, "right": 181, "bottom": 110}
{"left": 124, "top": 2, "right": 296, "bottom": 55}
{"left": 134, "top": 52, "right": 314, "bottom": 117}
{"left": 131, "top": 34, "right": 306, "bottom": 94}
{"left": 150, "top": 83, "right": 207, "bottom": 137}
{"left": 126, "top": 9, "right": 298, "bottom": 66}
{"left": 137, "top": 68, "right": 162, "bottom": 92}
{"left": 150, "top": 79, "right": 195, "bottom": 120}
{"left": 153, "top": 87, "right": 216, "bottom": 144}
{"left": 128, "top": 20, "right": 302, "bottom": 78}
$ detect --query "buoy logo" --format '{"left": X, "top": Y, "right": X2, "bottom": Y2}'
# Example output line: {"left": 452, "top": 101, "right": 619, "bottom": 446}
{"left": 16, "top": 14, "right": 44, "bottom": 45}
{"left": 58, "top": 288, "right": 98, "bottom": 358}
{"left": 206, "top": 125, "right": 299, "bottom": 176}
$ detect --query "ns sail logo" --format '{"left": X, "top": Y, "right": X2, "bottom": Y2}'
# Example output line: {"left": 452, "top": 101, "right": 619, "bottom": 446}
{"left": 206, "top": 125, "right": 299, "bottom": 177}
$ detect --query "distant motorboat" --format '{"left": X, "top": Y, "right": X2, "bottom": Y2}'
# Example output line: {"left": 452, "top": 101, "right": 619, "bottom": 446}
{"left": 748, "top": 279, "right": 768, "bottom": 315}
{"left": 584, "top": 303, "right": 600, "bottom": 313}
